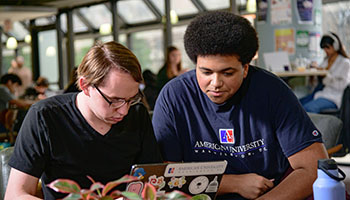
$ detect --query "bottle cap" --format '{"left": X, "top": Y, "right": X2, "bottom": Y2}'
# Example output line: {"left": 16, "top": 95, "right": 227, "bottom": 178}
{"left": 318, "top": 159, "right": 338, "bottom": 170}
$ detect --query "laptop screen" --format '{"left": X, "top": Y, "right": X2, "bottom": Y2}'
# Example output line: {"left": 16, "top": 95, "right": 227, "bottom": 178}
{"left": 127, "top": 160, "right": 227, "bottom": 199}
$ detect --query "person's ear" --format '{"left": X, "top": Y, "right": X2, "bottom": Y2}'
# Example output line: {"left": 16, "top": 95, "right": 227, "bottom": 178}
{"left": 79, "top": 77, "right": 90, "bottom": 96}
{"left": 243, "top": 64, "right": 249, "bottom": 78}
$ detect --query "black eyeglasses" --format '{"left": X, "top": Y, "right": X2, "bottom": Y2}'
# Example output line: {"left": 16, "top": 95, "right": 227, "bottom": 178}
{"left": 94, "top": 84, "right": 143, "bottom": 109}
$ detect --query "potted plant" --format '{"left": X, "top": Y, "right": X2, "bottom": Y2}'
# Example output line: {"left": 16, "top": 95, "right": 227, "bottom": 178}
{"left": 48, "top": 175, "right": 209, "bottom": 200}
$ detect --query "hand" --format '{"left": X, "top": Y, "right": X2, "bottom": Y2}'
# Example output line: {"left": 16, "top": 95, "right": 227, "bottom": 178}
{"left": 234, "top": 173, "right": 274, "bottom": 199}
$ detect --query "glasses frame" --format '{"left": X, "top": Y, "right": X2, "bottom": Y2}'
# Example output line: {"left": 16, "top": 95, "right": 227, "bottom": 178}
{"left": 94, "top": 84, "right": 143, "bottom": 108}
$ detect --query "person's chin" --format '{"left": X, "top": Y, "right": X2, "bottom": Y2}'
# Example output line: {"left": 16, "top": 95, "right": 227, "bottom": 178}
{"left": 207, "top": 95, "right": 227, "bottom": 104}
{"left": 107, "top": 117, "right": 124, "bottom": 124}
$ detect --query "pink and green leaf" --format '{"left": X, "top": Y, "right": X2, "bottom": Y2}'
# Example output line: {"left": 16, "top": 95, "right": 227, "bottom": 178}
{"left": 141, "top": 183, "right": 157, "bottom": 200}
{"left": 119, "top": 191, "right": 143, "bottom": 200}
{"left": 62, "top": 193, "right": 82, "bottom": 200}
{"left": 87, "top": 176, "right": 96, "bottom": 184}
{"left": 47, "top": 179, "right": 81, "bottom": 194}
{"left": 99, "top": 196, "right": 114, "bottom": 200}
{"left": 102, "top": 175, "right": 139, "bottom": 196}
{"left": 162, "top": 190, "right": 192, "bottom": 200}
{"left": 191, "top": 194, "right": 211, "bottom": 200}
{"left": 89, "top": 182, "right": 104, "bottom": 192}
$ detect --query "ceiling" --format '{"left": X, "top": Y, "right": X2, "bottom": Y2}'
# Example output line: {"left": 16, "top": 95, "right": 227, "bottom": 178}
{"left": 0, "top": 0, "right": 108, "bottom": 23}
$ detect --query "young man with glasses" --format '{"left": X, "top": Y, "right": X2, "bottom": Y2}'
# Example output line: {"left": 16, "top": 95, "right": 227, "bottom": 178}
{"left": 5, "top": 41, "right": 162, "bottom": 199}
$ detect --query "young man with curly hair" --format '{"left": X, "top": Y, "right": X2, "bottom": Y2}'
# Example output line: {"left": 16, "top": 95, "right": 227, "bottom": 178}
{"left": 152, "top": 12, "right": 328, "bottom": 200}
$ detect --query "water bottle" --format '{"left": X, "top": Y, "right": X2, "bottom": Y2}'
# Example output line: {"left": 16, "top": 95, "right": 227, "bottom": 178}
{"left": 313, "top": 159, "right": 346, "bottom": 200}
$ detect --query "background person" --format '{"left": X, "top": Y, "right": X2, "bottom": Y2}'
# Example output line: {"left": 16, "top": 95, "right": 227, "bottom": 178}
{"left": 5, "top": 41, "right": 162, "bottom": 199}
{"left": 300, "top": 32, "right": 350, "bottom": 113}
{"left": 142, "top": 69, "right": 158, "bottom": 111}
{"left": 152, "top": 11, "right": 328, "bottom": 200}
{"left": 156, "top": 46, "right": 187, "bottom": 91}
{"left": 0, "top": 74, "right": 32, "bottom": 133}
{"left": 21, "top": 76, "right": 50, "bottom": 100}
{"left": 8, "top": 56, "right": 33, "bottom": 97}
{"left": 64, "top": 67, "right": 80, "bottom": 94}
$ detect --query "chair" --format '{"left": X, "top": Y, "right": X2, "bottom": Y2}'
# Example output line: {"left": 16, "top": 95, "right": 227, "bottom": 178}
{"left": 0, "top": 147, "right": 14, "bottom": 199}
{"left": 320, "top": 86, "right": 350, "bottom": 155}
{"left": 0, "top": 147, "right": 43, "bottom": 199}
{"left": 0, "top": 109, "right": 18, "bottom": 145}
{"left": 308, "top": 113, "right": 343, "bottom": 156}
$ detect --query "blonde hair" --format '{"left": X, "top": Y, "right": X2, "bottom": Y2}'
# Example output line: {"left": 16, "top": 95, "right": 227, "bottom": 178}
{"left": 77, "top": 41, "right": 143, "bottom": 87}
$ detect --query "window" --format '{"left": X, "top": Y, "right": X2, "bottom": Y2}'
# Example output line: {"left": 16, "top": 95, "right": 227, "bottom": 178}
{"left": 200, "top": 0, "right": 230, "bottom": 10}
{"left": 38, "top": 30, "right": 59, "bottom": 90}
{"left": 79, "top": 4, "right": 112, "bottom": 29}
{"left": 118, "top": 0, "right": 157, "bottom": 24}
{"left": 172, "top": 25, "right": 195, "bottom": 70}
{"left": 131, "top": 30, "right": 163, "bottom": 73}
{"left": 150, "top": 0, "right": 199, "bottom": 16}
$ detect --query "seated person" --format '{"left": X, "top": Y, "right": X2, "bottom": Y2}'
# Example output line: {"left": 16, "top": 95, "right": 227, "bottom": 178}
{"left": 0, "top": 74, "right": 31, "bottom": 132}
{"left": 156, "top": 46, "right": 187, "bottom": 91}
{"left": 64, "top": 67, "right": 80, "bottom": 94}
{"left": 5, "top": 41, "right": 162, "bottom": 199}
{"left": 142, "top": 70, "right": 158, "bottom": 110}
{"left": 21, "top": 76, "right": 50, "bottom": 100}
{"left": 152, "top": 12, "right": 328, "bottom": 200}
{"left": 300, "top": 32, "right": 350, "bottom": 113}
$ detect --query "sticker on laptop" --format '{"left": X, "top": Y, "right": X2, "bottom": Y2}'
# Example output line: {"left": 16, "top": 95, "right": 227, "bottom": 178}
{"left": 148, "top": 175, "right": 166, "bottom": 192}
{"left": 189, "top": 176, "right": 209, "bottom": 195}
{"left": 168, "top": 176, "right": 186, "bottom": 189}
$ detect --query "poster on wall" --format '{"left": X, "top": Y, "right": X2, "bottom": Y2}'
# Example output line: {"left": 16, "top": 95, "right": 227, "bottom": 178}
{"left": 308, "top": 32, "right": 321, "bottom": 57}
{"left": 257, "top": 0, "right": 268, "bottom": 23}
{"left": 275, "top": 28, "right": 295, "bottom": 54}
{"left": 271, "top": 0, "right": 292, "bottom": 25}
{"left": 296, "top": 30, "right": 309, "bottom": 47}
{"left": 296, "top": 0, "right": 313, "bottom": 24}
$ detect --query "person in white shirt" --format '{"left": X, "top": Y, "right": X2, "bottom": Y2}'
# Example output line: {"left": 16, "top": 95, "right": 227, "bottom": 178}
{"left": 8, "top": 56, "right": 33, "bottom": 97}
{"left": 300, "top": 32, "right": 350, "bottom": 113}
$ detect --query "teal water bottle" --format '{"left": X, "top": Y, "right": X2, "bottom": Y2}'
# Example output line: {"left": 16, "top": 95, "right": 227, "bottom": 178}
{"left": 313, "top": 159, "right": 346, "bottom": 200}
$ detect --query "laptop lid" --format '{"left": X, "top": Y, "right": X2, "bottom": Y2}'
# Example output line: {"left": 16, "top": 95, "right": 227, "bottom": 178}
{"left": 126, "top": 160, "right": 227, "bottom": 199}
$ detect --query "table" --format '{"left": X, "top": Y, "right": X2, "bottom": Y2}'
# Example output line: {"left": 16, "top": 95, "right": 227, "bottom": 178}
{"left": 273, "top": 69, "right": 328, "bottom": 78}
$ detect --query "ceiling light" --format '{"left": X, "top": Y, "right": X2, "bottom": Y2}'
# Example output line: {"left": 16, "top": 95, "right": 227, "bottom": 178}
{"left": 170, "top": 10, "right": 178, "bottom": 24}
{"left": 99, "top": 23, "right": 112, "bottom": 35}
{"left": 247, "top": 0, "right": 257, "bottom": 13}
{"left": 45, "top": 46, "right": 56, "bottom": 57}
{"left": 6, "top": 37, "right": 17, "bottom": 49}
{"left": 24, "top": 35, "right": 32, "bottom": 44}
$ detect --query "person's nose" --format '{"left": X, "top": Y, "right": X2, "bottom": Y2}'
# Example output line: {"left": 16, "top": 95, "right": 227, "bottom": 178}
{"left": 116, "top": 103, "right": 130, "bottom": 116}
{"left": 210, "top": 73, "right": 223, "bottom": 88}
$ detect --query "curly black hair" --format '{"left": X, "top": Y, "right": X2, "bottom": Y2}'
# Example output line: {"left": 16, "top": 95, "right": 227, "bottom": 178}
{"left": 184, "top": 11, "right": 259, "bottom": 65}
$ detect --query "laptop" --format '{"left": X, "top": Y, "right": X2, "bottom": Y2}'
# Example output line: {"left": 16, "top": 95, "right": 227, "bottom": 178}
{"left": 126, "top": 160, "right": 227, "bottom": 200}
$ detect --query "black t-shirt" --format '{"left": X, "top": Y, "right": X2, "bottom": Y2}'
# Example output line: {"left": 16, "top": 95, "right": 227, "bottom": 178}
{"left": 9, "top": 93, "right": 162, "bottom": 199}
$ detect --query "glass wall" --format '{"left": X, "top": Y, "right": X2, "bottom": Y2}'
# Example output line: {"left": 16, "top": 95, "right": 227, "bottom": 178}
{"left": 74, "top": 38, "right": 94, "bottom": 67}
{"left": 1, "top": 49, "right": 15, "bottom": 73}
{"left": 38, "top": 30, "right": 59, "bottom": 90}
{"left": 172, "top": 25, "right": 195, "bottom": 70}
{"left": 322, "top": 2, "right": 350, "bottom": 55}
{"left": 131, "top": 30, "right": 163, "bottom": 74}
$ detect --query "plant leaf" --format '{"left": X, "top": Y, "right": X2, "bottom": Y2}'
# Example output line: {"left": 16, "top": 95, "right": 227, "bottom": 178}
{"left": 190, "top": 194, "right": 212, "bottom": 200}
{"left": 90, "top": 182, "right": 104, "bottom": 192}
{"left": 163, "top": 190, "right": 192, "bottom": 200}
{"left": 62, "top": 193, "right": 82, "bottom": 200}
{"left": 120, "top": 191, "right": 143, "bottom": 200}
{"left": 102, "top": 175, "right": 139, "bottom": 196}
{"left": 87, "top": 176, "right": 96, "bottom": 184}
{"left": 141, "top": 183, "right": 157, "bottom": 200}
{"left": 99, "top": 196, "right": 114, "bottom": 200}
{"left": 47, "top": 179, "right": 81, "bottom": 194}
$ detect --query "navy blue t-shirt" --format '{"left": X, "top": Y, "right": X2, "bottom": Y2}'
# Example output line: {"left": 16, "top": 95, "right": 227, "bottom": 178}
{"left": 152, "top": 66, "right": 322, "bottom": 198}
